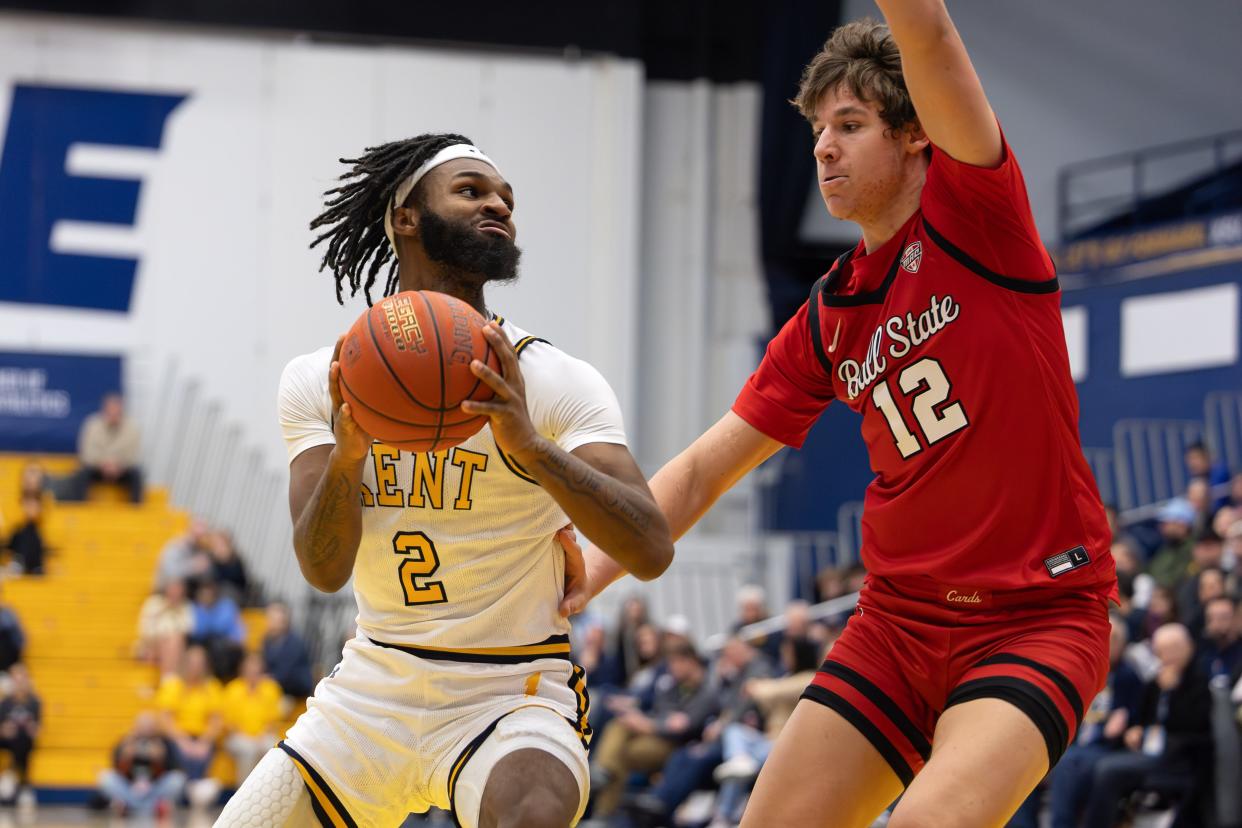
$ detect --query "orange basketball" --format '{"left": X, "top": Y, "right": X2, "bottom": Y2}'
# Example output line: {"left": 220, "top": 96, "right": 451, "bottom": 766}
{"left": 337, "top": 290, "right": 500, "bottom": 452}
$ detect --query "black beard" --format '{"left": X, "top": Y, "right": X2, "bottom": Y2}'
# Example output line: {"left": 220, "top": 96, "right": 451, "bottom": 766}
{"left": 418, "top": 207, "right": 521, "bottom": 286}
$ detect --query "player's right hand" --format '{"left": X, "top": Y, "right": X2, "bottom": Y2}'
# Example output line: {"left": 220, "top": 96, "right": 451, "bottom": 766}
{"left": 329, "top": 335, "right": 374, "bottom": 463}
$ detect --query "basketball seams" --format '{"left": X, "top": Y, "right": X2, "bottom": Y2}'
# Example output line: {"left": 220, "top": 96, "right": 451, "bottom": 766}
{"left": 339, "top": 372, "right": 485, "bottom": 430}
{"left": 417, "top": 291, "right": 449, "bottom": 451}
{"left": 361, "top": 307, "right": 443, "bottom": 412}
{"left": 456, "top": 322, "right": 495, "bottom": 404}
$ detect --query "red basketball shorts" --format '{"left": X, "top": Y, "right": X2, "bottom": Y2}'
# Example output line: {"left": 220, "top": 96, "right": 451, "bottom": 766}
{"left": 803, "top": 575, "right": 1111, "bottom": 787}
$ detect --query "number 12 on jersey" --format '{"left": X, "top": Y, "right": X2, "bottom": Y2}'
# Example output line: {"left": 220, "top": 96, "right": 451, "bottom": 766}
{"left": 393, "top": 531, "right": 447, "bottom": 605}
{"left": 871, "top": 357, "right": 969, "bottom": 459}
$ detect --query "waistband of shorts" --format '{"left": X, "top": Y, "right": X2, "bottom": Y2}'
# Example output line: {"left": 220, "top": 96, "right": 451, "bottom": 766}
{"left": 864, "top": 574, "right": 1111, "bottom": 611}
{"left": 366, "top": 634, "right": 572, "bottom": 665}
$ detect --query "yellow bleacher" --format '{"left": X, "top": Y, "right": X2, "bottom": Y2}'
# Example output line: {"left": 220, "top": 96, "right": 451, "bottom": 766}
{"left": 0, "top": 454, "right": 183, "bottom": 788}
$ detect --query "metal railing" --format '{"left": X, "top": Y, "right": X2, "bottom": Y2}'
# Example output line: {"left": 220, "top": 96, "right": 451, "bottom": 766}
{"left": 1057, "top": 129, "right": 1242, "bottom": 242}
{"left": 1082, "top": 446, "right": 1119, "bottom": 508}
{"left": 1112, "top": 419, "right": 1205, "bottom": 511}
{"left": 134, "top": 358, "right": 310, "bottom": 619}
{"left": 1206, "top": 390, "right": 1242, "bottom": 476}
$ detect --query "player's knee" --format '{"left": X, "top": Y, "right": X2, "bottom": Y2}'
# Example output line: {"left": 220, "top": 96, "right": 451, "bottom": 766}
{"left": 492, "top": 790, "right": 576, "bottom": 828}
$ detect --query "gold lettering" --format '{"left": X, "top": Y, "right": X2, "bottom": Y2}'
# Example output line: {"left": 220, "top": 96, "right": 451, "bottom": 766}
{"left": 450, "top": 449, "right": 488, "bottom": 510}
{"left": 371, "top": 445, "right": 403, "bottom": 507}
{"left": 359, "top": 482, "right": 375, "bottom": 507}
{"left": 409, "top": 450, "right": 447, "bottom": 509}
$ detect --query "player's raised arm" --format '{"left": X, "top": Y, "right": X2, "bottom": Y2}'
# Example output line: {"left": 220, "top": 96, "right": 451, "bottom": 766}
{"left": 874, "top": 0, "right": 1001, "bottom": 167}
{"left": 562, "top": 411, "right": 782, "bottom": 613}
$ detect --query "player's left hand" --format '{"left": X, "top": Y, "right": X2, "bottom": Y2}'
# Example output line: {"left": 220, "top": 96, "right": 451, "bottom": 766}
{"left": 461, "top": 323, "right": 541, "bottom": 458}
{"left": 556, "top": 525, "right": 588, "bottom": 618}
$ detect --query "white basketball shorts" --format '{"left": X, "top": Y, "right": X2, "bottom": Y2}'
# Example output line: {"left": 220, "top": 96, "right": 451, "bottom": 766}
{"left": 279, "top": 632, "right": 590, "bottom": 827}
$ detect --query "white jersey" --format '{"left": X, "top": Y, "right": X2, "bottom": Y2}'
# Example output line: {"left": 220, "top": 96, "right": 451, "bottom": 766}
{"left": 278, "top": 316, "right": 627, "bottom": 657}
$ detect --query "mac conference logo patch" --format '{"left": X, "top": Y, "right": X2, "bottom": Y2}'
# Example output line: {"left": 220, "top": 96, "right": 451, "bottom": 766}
{"left": 901, "top": 241, "right": 923, "bottom": 273}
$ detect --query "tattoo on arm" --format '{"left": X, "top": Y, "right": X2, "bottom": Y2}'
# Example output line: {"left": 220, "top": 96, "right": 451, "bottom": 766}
{"left": 530, "top": 444, "right": 652, "bottom": 534}
{"left": 303, "top": 471, "right": 353, "bottom": 566}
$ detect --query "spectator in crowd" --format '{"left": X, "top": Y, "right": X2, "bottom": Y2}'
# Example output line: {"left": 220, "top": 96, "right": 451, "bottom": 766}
{"left": 190, "top": 579, "right": 245, "bottom": 681}
{"left": 1186, "top": 479, "right": 1214, "bottom": 538}
{"left": 1175, "top": 532, "right": 1226, "bottom": 631}
{"left": 1047, "top": 614, "right": 1144, "bottom": 828}
{"left": 0, "top": 588, "right": 25, "bottom": 675}
{"left": 1132, "top": 584, "right": 1178, "bottom": 645}
{"left": 1081, "top": 623, "right": 1213, "bottom": 828}
{"left": 732, "top": 586, "right": 768, "bottom": 632}
{"left": 16, "top": 464, "right": 45, "bottom": 501}
{"left": 0, "top": 664, "right": 39, "bottom": 806}
{"left": 205, "top": 530, "right": 249, "bottom": 606}
{"left": 260, "top": 601, "right": 313, "bottom": 701}
{"left": 589, "top": 640, "right": 718, "bottom": 817}
{"left": 1149, "top": 498, "right": 1198, "bottom": 589}
{"left": 96, "top": 711, "right": 185, "bottom": 818}
{"left": 623, "top": 635, "right": 778, "bottom": 824}
{"left": 1212, "top": 473, "right": 1242, "bottom": 536}
{"left": 590, "top": 623, "right": 664, "bottom": 744}
{"left": 65, "top": 392, "right": 143, "bottom": 503}
{"left": 1199, "top": 595, "right": 1242, "bottom": 681}
{"left": 1110, "top": 540, "right": 1142, "bottom": 579}
{"left": 782, "top": 600, "right": 811, "bottom": 641}
{"left": 154, "top": 645, "right": 223, "bottom": 810}
{"left": 576, "top": 621, "right": 623, "bottom": 691}
{"left": 609, "top": 596, "right": 651, "bottom": 689}
{"left": 1185, "top": 442, "right": 1231, "bottom": 510}
{"left": 1112, "top": 541, "right": 1153, "bottom": 613}
{"left": 708, "top": 635, "right": 822, "bottom": 828}
{"left": 1191, "top": 567, "right": 1228, "bottom": 641}
{"left": 626, "top": 624, "right": 664, "bottom": 695}
{"left": 815, "top": 566, "right": 848, "bottom": 604}
{"left": 155, "top": 518, "right": 213, "bottom": 591}
{"left": 135, "top": 578, "right": 194, "bottom": 677}
{"left": 1103, "top": 503, "right": 1120, "bottom": 542}
{"left": 731, "top": 585, "right": 781, "bottom": 663}
{"left": 843, "top": 564, "right": 868, "bottom": 595}
{"left": 3, "top": 494, "right": 45, "bottom": 576}
{"left": 8, "top": 463, "right": 49, "bottom": 576}
{"left": 223, "top": 652, "right": 284, "bottom": 782}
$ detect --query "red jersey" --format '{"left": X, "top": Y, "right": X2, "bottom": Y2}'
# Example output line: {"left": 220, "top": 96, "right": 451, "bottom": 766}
{"left": 734, "top": 136, "right": 1115, "bottom": 595}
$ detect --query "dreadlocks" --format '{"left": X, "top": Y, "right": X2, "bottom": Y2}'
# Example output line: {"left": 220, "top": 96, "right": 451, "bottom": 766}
{"left": 310, "top": 133, "right": 474, "bottom": 306}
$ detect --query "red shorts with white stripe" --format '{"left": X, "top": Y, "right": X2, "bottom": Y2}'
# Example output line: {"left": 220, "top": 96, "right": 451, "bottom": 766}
{"left": 803, "top": 575, "right": 1111, "bottom": 787}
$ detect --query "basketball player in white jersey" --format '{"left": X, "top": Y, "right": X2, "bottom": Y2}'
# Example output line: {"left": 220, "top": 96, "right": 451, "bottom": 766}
{"left": 216, "top": 134, "right": 673, "bottom": 828}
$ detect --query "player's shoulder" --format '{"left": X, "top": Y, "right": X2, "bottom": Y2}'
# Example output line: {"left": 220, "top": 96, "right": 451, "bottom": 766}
{"left": 283, "top": 345, "right": 334, "bottom": 376}
{"left": 279, "top": 345, "right": 333, "bottom": 392}
{"left": 499, "top": 318, "right": 610, "bottom": 391}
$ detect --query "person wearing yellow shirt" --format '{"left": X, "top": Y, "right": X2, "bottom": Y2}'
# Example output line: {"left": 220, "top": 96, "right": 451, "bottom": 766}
{"left": 154, "top": 645, "right": 223, "bottom": 810}
{"left": 222, "top": 652, "right": 284, "bottom": 782}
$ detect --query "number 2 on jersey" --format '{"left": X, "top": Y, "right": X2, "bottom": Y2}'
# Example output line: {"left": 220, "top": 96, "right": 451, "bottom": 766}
{"left": 393, "top": 531, "right": 447, "bottom": 605}
{"left": 872, "top": 357, "right": 969, "bottom": 459}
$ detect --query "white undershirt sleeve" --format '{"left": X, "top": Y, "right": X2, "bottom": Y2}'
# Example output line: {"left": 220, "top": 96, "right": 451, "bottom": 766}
{"left": 277, "top": 349, "right": 336, "bottom": 464}
{"left": 523, "top": 345, "right": 628, "bottom": 454}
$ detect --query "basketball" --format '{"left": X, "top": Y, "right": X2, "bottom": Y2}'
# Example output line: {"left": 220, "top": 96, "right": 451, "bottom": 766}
{"left": 337, "top": 290, "right": 500, "bottom": 452}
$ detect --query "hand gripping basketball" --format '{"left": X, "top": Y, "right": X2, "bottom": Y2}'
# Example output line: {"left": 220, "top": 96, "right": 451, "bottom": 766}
{"left": 329, "top": 335, "right": 375, "bottom": 462}
{"left": 460, "top": 324, "right": 540, "bottom": 459}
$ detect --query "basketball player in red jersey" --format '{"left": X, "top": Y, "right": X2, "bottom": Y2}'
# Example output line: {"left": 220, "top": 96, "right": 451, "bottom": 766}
{"left": 565, "top": 2, "right": 1117, "bottom": 825}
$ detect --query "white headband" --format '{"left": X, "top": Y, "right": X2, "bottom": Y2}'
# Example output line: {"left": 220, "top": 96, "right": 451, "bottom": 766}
{"left": 383, "top": 143, "right": 499, "bottom": 255}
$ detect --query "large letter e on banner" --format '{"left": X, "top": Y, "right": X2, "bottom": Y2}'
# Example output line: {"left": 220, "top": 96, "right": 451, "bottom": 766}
{"left": 0, "top": 84, "right": 186, "bottom": 312}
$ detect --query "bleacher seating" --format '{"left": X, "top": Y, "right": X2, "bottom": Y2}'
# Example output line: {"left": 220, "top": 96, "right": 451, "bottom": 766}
{"left": 0, "top": 455, "right": 184, "bottom": 789}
